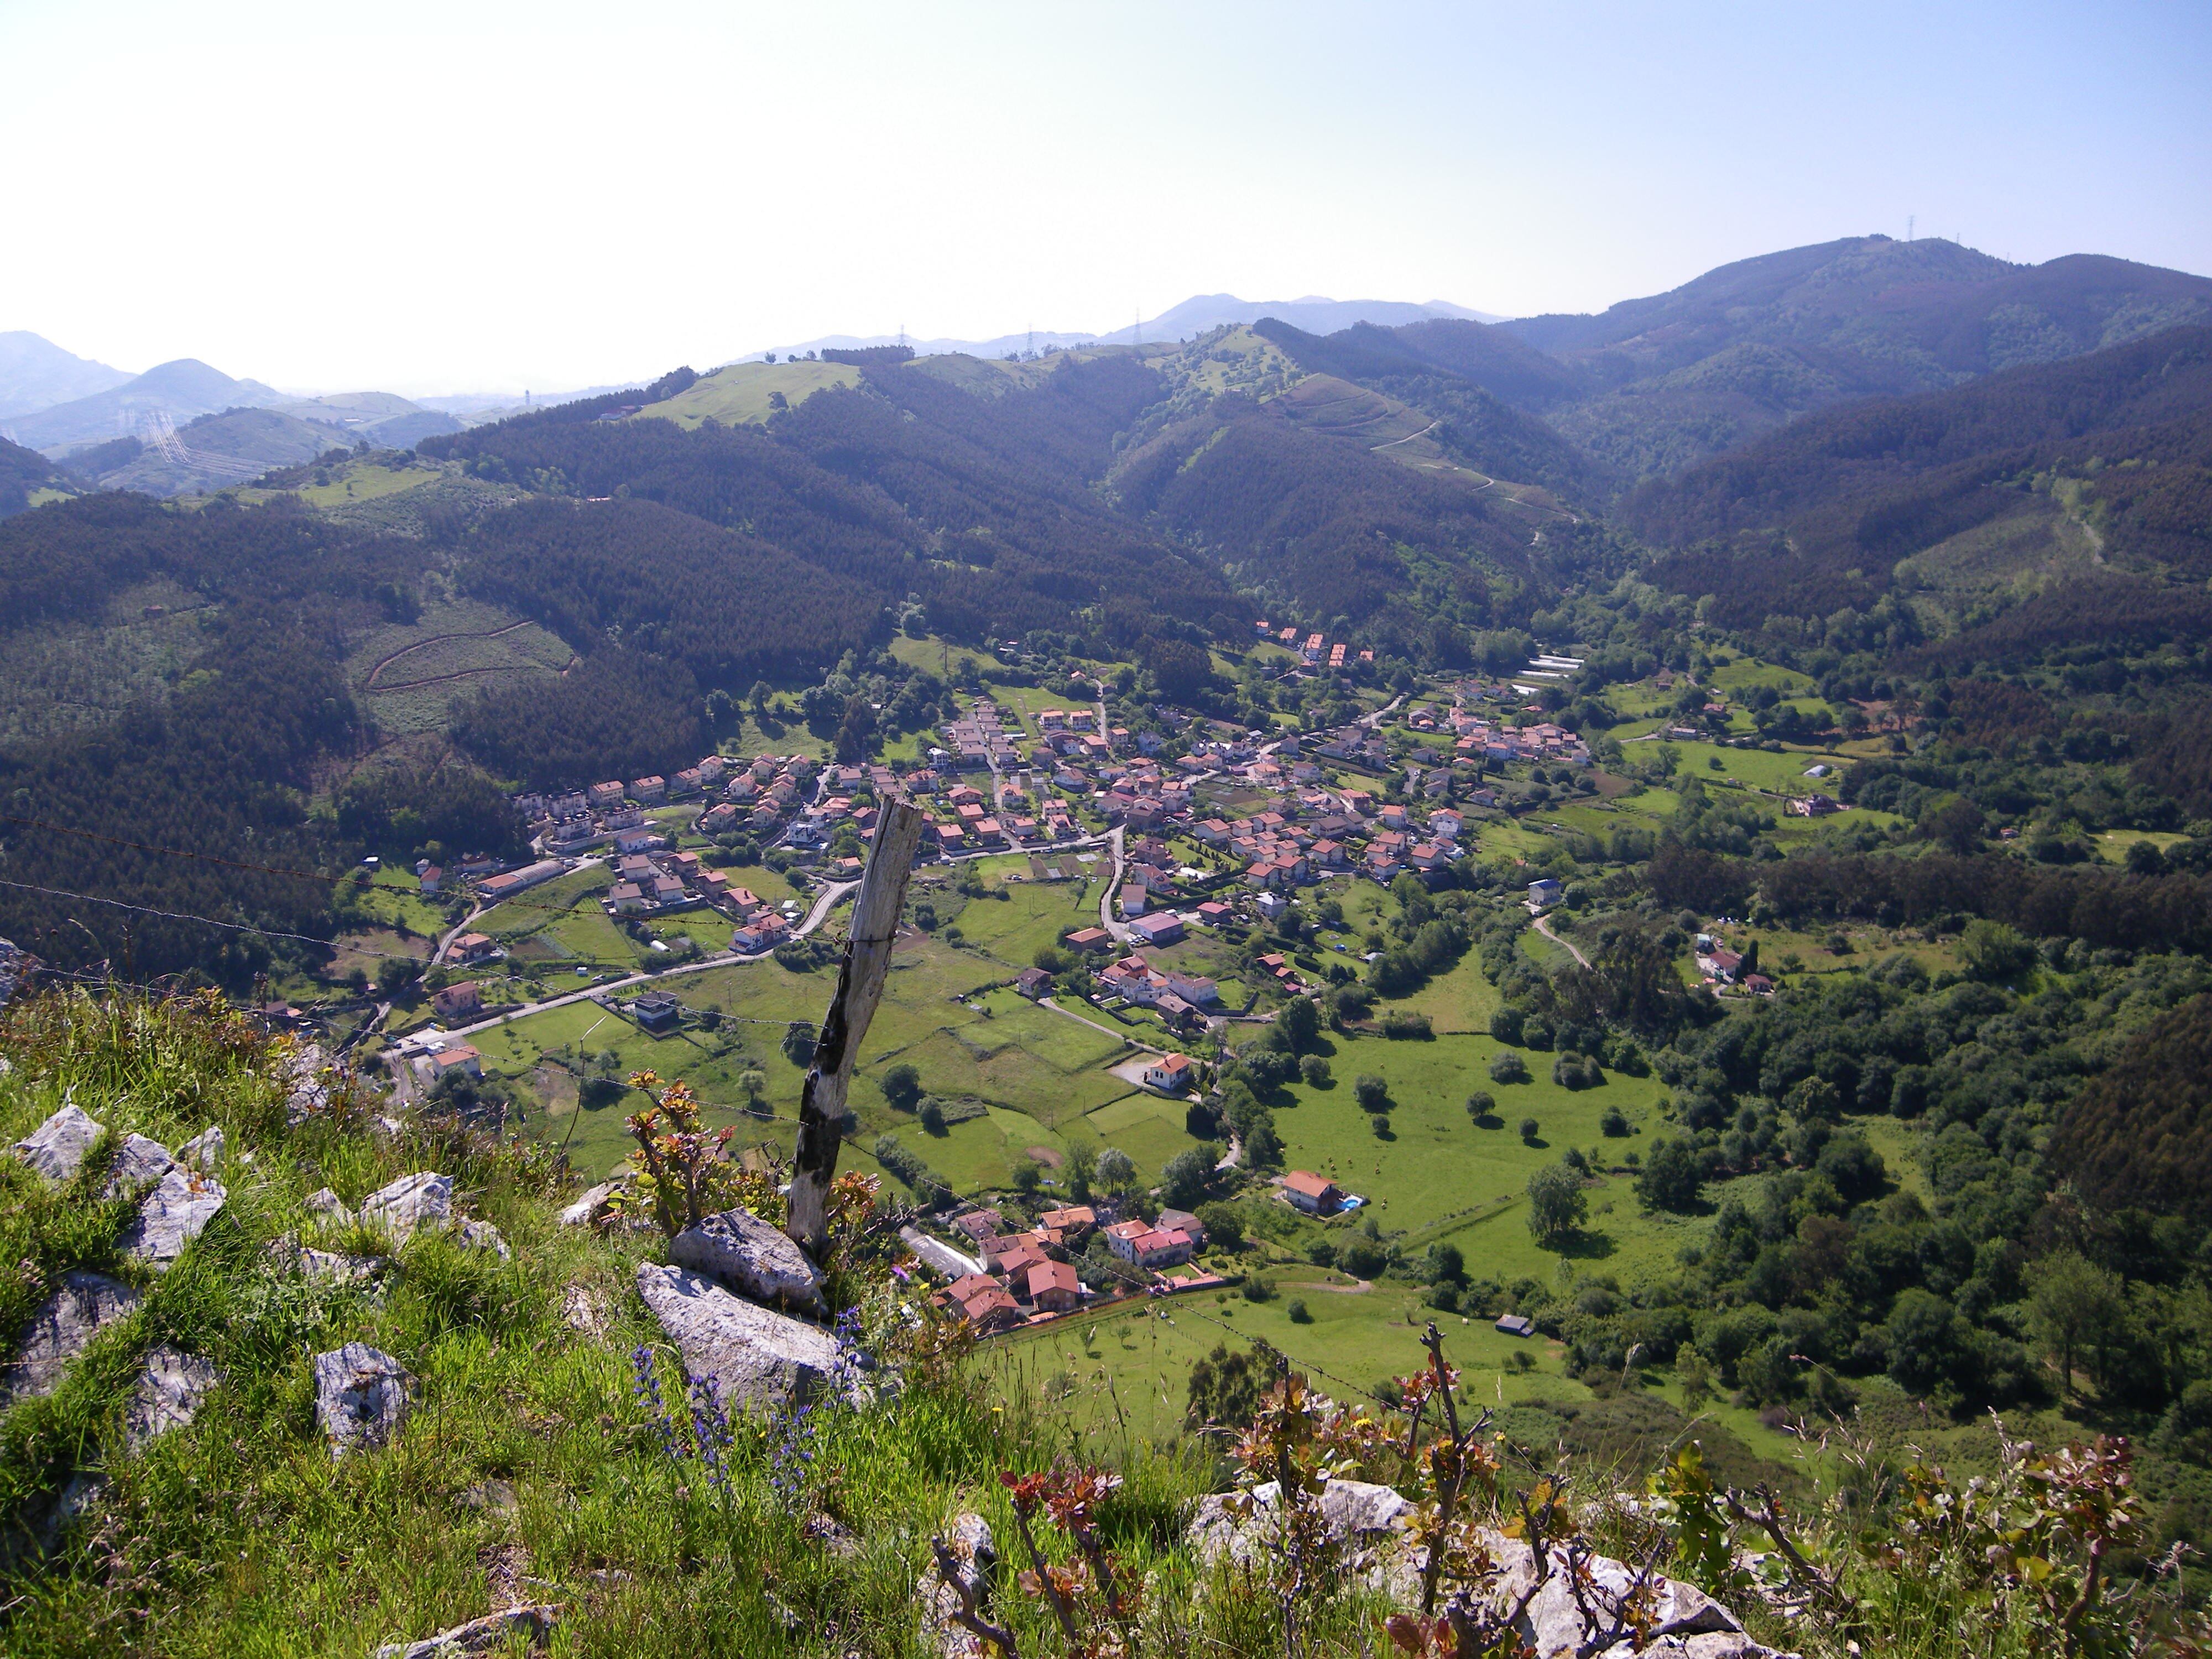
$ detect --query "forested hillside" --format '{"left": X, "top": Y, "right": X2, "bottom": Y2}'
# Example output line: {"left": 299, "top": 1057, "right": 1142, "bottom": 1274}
{"left": 0, "top": 435, "right": 65, "bottom": 520}
{"left": 1636, "top": 327, "right": 2212, "bottom": 634}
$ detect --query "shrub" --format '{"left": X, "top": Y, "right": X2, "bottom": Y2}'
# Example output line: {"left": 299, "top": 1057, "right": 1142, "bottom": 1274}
{"left": 1340, "top": 1240, "right": 1388, "bottom": 1279}
{"left": 1490, "top": 1051, "right": 1530, "bottom": 1084}
{"left": 1370, "top": 1113, "right": 1391, "bottom": 1138}
{"left": 1518, "top": 1117, "right": 1540, "bottom": 1142}
{"left": 917, "top": 1097, "right": 946, "bottom": 1134}
{"left": 1241, "top": 1275, "right": 1275, "bottom": 1303}
{"left": 1354, "top": 1074, "right": 1390, "bottom": 1112}
{"left": 1286, "top": 1297, "right": 1312, "bottom": 1324}
{"left": 1465, "top": 1089, "right": 1496, "bottom": 1121}
{"left": 1551, "top": 1050, "right": 1602, "bottom": 1089}
{"left": 1599, "top": 1105, "right": 1630, "bottom": 1137}
{"left": 1635, "top": 1136, "right": 1707, "bottom": 1213}
{"left": 1380, "top": 1010, "right": 1433, "bottom": 1040}
{"left": 1298, "top": 1053, "right": 1332, "bottom": 1087}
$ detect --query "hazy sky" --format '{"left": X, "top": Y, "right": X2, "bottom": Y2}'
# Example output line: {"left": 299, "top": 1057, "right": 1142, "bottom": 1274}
{"left": 4, "top": 0, "right": 2208, "bottom": 395}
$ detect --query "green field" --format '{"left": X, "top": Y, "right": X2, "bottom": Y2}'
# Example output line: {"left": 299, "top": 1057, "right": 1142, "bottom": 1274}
{"left": 296, "top": 460, "right": 441, "bottom": 508}
{"left": 488, "top": 927, "right": 1210, "bottom": 1196}
{"left": 633, "top": 359, "right": 863, "bottom": 428}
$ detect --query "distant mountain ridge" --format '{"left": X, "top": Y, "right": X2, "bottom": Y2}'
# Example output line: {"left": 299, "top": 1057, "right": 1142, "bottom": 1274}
{"left": 0, "top": 332, "right": 132, "bottom": 423}
{"left": 7, "top": 358, "right": 286, "bottom": 456}
{"left": 744, "top": 293, "right": 1500, "bottom": 365}
{"left": 1465, "top": 236, "right": 2212, "bottom": 477}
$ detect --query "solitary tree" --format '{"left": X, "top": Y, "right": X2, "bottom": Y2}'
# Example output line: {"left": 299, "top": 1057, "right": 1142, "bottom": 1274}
{"left": 1095, "top": 1146, "right": 1138, "bottom": 1196}
{"left": 1064, "top": 1140, "right": 1098, "bottom": 1201}
{"left": 1525, "top": 1162, "right": 1587, "bottom": 1249}
{"left": 1160, "top": 1147, "right": 1212, "bottom": 1209}
{"left": 881, "top": 1062, "right": 923, "bottom": 1113}
{"left": 738, "top": 1068, "right": 768, "bottom": 1116}
{"left": 1276, "top": 995, "right": 1321, "bottom": 1053}
{"left": 1355, "top": 1074, "right": 1390, "bottom": 1113}
{"left": 2027, "top": 1249, "right": 2124, "bottom": 1397}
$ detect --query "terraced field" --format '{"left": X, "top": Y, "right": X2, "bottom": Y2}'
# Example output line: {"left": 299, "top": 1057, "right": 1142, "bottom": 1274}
{"left": 345, "top": 600, "right": 575, "bottom": 735}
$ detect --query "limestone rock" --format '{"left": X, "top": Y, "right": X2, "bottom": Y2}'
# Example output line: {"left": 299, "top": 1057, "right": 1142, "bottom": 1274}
{"left": 458, "top": 1218, "right": 510, "bottom": 1260}
{"left": 101, "top": 1133, "right": 178, "bottom": 1199}
{"left": 123, "top": 1347, "right": 218, "bottom": 1453}
{"left": 1185, "top": 1479, "right": 1787, "bottom": 1659}
{"left": 670, "top": 1207, "right": 825, "bottom": 1314}
{"left": 306, "top": 1187, "right": 355, "bottom": 1225}
{"left": 178, "top": 1124, "right": 226, "bottom": 1173}
{"left": 359, "top": 1172, "right": 451, "bottom": 1242}
{"left": 14, "top": 1103, "right": 103, "bottom": 1186}
{"left": 313, "top": 1343, "right": 411, "bottom": 1455}
{"left": 283, "top": 1043, "right": 333, "bottom": 1123}
{"left": 0, "top": 1271, "right": 140, "bottom": 1407}
{"left": 300, "top": 1246, "right": 384, "bottom": 1286}
{"left": 1503, "top": 1537, "right": 1754, "bottom": 1659}
{"left": 372, "top": 1602, "right": 560, "bottom": 1658}
{"left": 557, "top": 1178, "right": 624, "bottom": 1228}
{"left": 559, "top": 1284, "right": 608, "bottom": 1338}
{"left": 122, "top": 1168, "right": 227, "bottom": 1269}
{"left": 920, "top": 1511, "right": 999, "bottom": 1658}
{"left": 634, "top": 1263, "right": 842, "bottom": 1410}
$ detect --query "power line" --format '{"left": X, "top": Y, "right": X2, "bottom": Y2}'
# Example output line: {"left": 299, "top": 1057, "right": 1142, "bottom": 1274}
{"left": 0, "top": 811, "right": 813, "bottom": 930}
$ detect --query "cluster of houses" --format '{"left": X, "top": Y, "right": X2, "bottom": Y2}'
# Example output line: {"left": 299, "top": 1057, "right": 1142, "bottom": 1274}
{"left": 1255, "top": 619, "right": 1375, "bottom": 672}
{"left": 599, "top": 848, "right": 798, "bottom": 952}
{"left": 1692, "top": 933, "right": 1775, "bottom": 995}
{"left": 1092, "top": 947, "right": 1219, "bottom": 1030}
{"left": 1191, "top": 784, "right": 1469, "bottom": 890}
{"left": 519, "top": 753, "right": 814, "bottom": 854}
{"left": 933, "top": 1202, "right": 1218, "bottom": 1333}
{"left": 1402, "top": 705, "right": 1593, "bottom": 774}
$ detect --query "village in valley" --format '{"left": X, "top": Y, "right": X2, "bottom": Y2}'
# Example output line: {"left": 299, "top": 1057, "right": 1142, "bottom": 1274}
{"left": 322, "top": 625, "right": 1876, "bottom": 1384}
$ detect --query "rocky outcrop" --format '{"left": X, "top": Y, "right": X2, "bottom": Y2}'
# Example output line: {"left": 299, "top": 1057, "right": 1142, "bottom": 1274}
{"left": 123, "top": 1347, "right": 219, "bottom": 1453}
{"left": 359, "top": 1172, "right": 452, "bottom": 1241}
{"left": 670, "top": 1207, "right": 826, "bottom": 1315}
{"left": 371, "top": 1603, "right": 560, "bottom": 1658}
{"left": 457, "top": 1219, "right": 510, "bottom": 1260}
{"left": 0, "top": 1271, "right": 140, "bottom": 1407}
{"left": 13, "top": 1103, "right": 102, "bottom": 1186}
{"left": 1189, "top": 1477, "right": 1790, "bottom": 1659}
{"left": 178, "top": 1124, "right": 226, "bottom": 1173}
{"left": 560, "top": 1284, "right": 608, "bottom": 1337}
{"left": 919, "top": 1511, "right": 999, "bottom": 1659}
{"left": 306, "top": 1187, "right": 354, "bottom": 1224}
{"left": 299, "top": 1246, "right": 384, "bottom": 1287}
{"left": 634, "top": 1263, "right": 842, "bottom": 1410}
{"left": 101, "top": 1133, "right": 178, "bottom": 1199}
{"left": 283, "top": 1042, "right": 333, "bottom": 1123}
{"left": 122, "top": 1168, "right": 227, "bottom": 1270}
{"left": 557, "top": 1178, "right": 624, "bottom": 1228}
{"left": 313, "top": 1343, "right": 412, "bottom": 1455}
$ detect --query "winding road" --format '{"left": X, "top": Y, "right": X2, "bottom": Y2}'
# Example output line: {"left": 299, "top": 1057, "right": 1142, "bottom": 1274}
{"left": 1531, "top": 911, "right": 1589, "bottom": 968}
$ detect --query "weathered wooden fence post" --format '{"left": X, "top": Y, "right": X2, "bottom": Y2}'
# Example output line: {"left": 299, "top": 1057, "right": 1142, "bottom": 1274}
{"left": 785, "top": 799, "right": 927, "bottom": 1260}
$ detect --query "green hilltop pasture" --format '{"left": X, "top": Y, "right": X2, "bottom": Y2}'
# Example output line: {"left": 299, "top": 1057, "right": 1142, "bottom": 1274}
{"left": 632, "top": 359, "right": 863, "bottom": 429}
